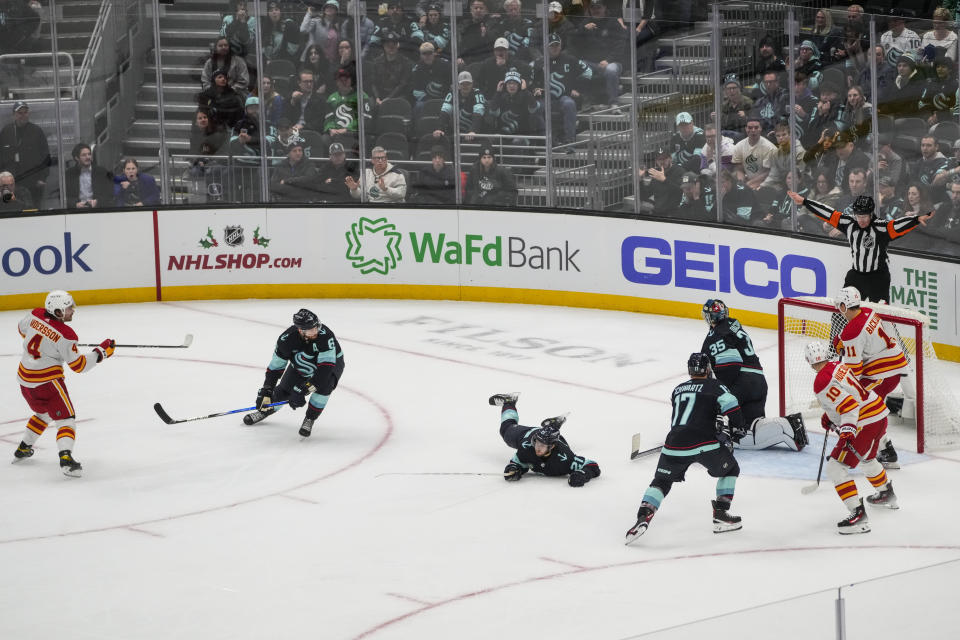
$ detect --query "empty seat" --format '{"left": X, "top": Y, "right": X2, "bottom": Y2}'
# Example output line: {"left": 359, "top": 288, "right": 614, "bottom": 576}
{"left": 375, "top": 132, "right": 409, "bottom": 161}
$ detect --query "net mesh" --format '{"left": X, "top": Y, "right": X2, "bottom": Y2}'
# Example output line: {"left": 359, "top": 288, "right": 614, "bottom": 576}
{"left": 780, "top": 297, "right": 960, "bottom": 452}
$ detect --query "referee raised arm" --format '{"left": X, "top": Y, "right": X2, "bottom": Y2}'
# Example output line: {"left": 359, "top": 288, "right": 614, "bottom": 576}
{"left": 787, "top": 191, "right": 935, "bottom": 302}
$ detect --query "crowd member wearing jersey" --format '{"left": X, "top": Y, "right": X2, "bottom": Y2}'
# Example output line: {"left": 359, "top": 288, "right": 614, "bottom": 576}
{"left": 788, "top": 191, "right": 934, "bottom": 302}
{"left": 244, "top": 309, "right": 345, "bottom": 438}
{"left": 833, "top": 287, "right": 909, "bottom": 469}
{"left": 625, "top": 353, "right": 745, "bottom": 543}
{"left": 701, "top": 299, "right": 808, "bottom": 451}
{"left": 15, "top": 291, "right": 115, "bottom": 477}
{"left": 489, "top": 392, "right": 600, "bottom": 487}
{"left": 804, "top": 342, "right": 899, "bottom": 534}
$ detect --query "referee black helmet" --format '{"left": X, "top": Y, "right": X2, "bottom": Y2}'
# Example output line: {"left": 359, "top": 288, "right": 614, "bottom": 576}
{"left": 852, "top": 195, "right": 875, "bottom": 217}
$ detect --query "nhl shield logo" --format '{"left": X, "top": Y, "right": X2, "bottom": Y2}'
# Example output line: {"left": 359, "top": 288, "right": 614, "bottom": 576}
{"left": 224, "top": 225, "right": 244, "bottom": 247}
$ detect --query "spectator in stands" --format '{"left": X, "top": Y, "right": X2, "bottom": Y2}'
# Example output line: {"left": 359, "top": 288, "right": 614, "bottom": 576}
{"left": 368, "top": 30, "right": 413, "bottom": 105}
{"left": 489, "top": 69, "right": 542, "bottom": 144}
{"left": 714, "top": 169, "right": 759, "bottom": 226}
{"left": 904, "top": 181, "right": 936, "bottom": 220}
{"left": 411, "top": 41, "right": 451, "bottom": 119}
{"left": 322, "top": 65, "right": 372, "bottom": 154}
{"left": 435, "top": 70, "right": 488, "bottom": 142}
{"left": 809, "top": 168, "right": 842, "bottom": 209}
{"left": 411, "top": 3, "right": 451, "bottom": 60}
{"left": 458, "top": 0, "right": 497, "bottom": 67}
{"left": 830, "top": 134, "right": 870, "bottom": 197}
{"left": 198, "top": 69, "right": 245, "bottom": 129}
{"left": 751, "top": 70, "right": 789, "bottom": 133}
{"left": 677, "top": 172, "right": 712, "bottom": 222}
{"left": 316, "top": 141, "right": 358, "bottom": 203}
{"left": 228, "top": 96, "right": 277, "bottom": 161}
{"left": 498, "top": 0, "right": 536, "bottom": 63}
{"left": 808, "top": 9, "right": 841, "bottom": 60}
{"left": 698, "top": 121, "right": 734, "bottom": 178}
{"left": 412, "top": 144, "right": 457, "bottom": 205}
{"left": 261, "top": 0, "right": 301, "bottom": 63}
{"left": 302, "top": 45, "right": 331, "bottom": 96}
{"left": 794, "top": 41, "right": 823, "bottom": 92}
{"left": 919, "top": 57, "right": 959, "bottom": 125}
{"left": 834, "top": 165, "right": 870, "bottom": 216}
{"left": 190, "top": 108, "right": 228, "bottom": 158}
{"left": 881, "top": 8, "right": 920, "bottom": 68}
{"left": 346, "top": 145, "right": 407, "bottom": 202}
{"left": 220, "top": 0, "right": 257, "bottom": 65}
{"left": 0, "top": 0, "right": 40, "bottom": 55}
{"left": 65, "top": 143, "right": 113, "bottom": 210}
{"left": 0, "top": 170, "right": 33, "bottom": 212}
{"left": 546, "top": 2, "right": 576, "bottom": 48}
{"left": 466, "top": 145, "right": 517, "bottom": 207}
{"left": 259, "top": 76, "right": 287, "bottom": 129}
{"left": 800, "top": 83, "right": 843, "bottom": 149}
{"left": 761, "top": 120, "right": 805, "bottom": 196}
{"left": 201, "top": 37, "right": 249, "bottom": 95}
{"left": 474, "top": 37, "right": 527, "bottom": 101}
{"left": 334, "top": 39, "right": 357, "bottom": 75}
{"left": 300, "top": 0, "right": 342, "bottom": 64}
{"left": 532, "top": 32, "right": 592, "bottom": 147}
{"left": 572, "top": 0, "right": 627, "bottom": 110}
{"left": 670, "top": 112, "right": 705, "bottom": 173}
{"left": 911, "top": 135, "right": 949, "bottom": 193}
{"left": 0, "top": 101, "right": 50, "bottom": 208}
{"left": 877, "top": 133, "right": 904, "bottom": 187}
{"left": 838, "top": 84, "right": 872, "bottom": 145}
{"left": 371, "top": 0, "right": 416, "bottom": 60}
{"left": 271, "top": 138, "right": 321, "bottom": 203}
{"left": 879, "top": 52, "right": 926, "bottom": 117}
{"left": 921, "top": 7, "right": 958, "bottom": 62}
{"left": 273, "top": 118, "right": 300, "bottom": 150}
{"left": 731, "top": 116, "right": 775, "bottom": 191}
{"left": 113, "top": 159, "right": 159, "bottom": 208}
{"left": 751, "top": 35, "right": 785, "bottom": 89}
{"left": 877, "top": 175, "right": 905, "bottom": 221}
{"left": 714, "top": 77, "right": 752, "bottom": 140}
{"left": 790, "top": 71, "right": 817, "bottom": 139}
{"left": 637, "top": 147, "right": 683, "bottom": 216}
{"left": 339, "top": 0, "right": 376, "bottom": 60}
{"left": 844, "top": 4, "right": 865, "bottom": 32}
{"left": 288, "top": 69, "right": 327, "bottom": 133}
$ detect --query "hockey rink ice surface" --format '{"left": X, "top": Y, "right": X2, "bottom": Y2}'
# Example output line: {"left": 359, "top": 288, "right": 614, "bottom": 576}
{"left": 1, "top": 298, "right": 958, "bottom": 639}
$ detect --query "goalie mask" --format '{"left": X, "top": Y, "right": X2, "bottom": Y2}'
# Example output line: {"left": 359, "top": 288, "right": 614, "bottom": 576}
{"left": 687, "top": 352, "right": 712, "bottom": 377}
{"left": 804, "top": 341, "right": 832, "bottom": 366}
{"left": 45, "top": 290, "right": 75, "bottom": 318}
{"left": 835, "top": 286, "right": 862, "bottom": 311}
{"left": 702, "top": 299, "right": 728, "bottom": 326}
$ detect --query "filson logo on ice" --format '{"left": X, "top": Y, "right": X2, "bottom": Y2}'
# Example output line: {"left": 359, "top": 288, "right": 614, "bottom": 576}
{"left": 345, "top": 216, "right": 581, "bottom": 274}
{"left": 168, "top": 225, "right": 302, "bottom": 271}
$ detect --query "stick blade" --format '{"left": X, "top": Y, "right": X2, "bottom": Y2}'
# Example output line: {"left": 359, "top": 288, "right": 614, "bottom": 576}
{"left": 629, "top": 432, "right": 643, "bottom": 459}
{"left": 182, "top": 334, "right": 194, "bottom": 348}
{"left": 153, "top": 402, "right": 175, "bottom": 424}
{"left": 800, "top": 484, "right": 819, "bottom": 495}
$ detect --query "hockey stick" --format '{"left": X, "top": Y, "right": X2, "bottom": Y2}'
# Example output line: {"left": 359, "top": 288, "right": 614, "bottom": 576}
{"left": 153, "top": 399, "right": 288, "bottom": 425}
{"left": 630, "top": 433, "right": 664, "bottom": 460}
{"left": 801, "top": 431, "right": 831, "bottom": 495}
{"left": 78, "top": 334, "right": 194, "bottom": 349}
{"left": 375, "top": 472, "right": 501, "bottom": 477}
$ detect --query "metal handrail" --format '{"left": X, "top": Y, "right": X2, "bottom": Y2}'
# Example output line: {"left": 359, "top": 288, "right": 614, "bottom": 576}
{"left": 76, "top": 0, "right": 112, "bottom": 98}
{"left": 0, "top": 52, "right": 77, "bottom": 99}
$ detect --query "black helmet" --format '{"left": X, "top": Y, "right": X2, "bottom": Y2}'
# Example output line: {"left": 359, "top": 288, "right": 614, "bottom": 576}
{"left": 688, "top": 352, "right": 712, "bottom": 377}
{"left": 533, "top": 426, "right": 561, "bottom": 447}
{"left": 852, "top": 195, "right": 875, "bottom": 216}
{"left": 702, "top": 299, "right": 729, "bottom": 326}
{"left": 293, "top": 308, "right": 320, "bottom": 330}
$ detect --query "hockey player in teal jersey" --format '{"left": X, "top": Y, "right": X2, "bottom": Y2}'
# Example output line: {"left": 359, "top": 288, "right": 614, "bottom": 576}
{"left": 701, "top": 298, "right": 808, "bottom": 452}
{"left": 244, "top": 308, "right": 345, "bottom": 438}
{"left": 626, "top": 353, "right": 745, "bottom": 543}
{"left": 489, "top": 393, "right": 600, "bottom": 487}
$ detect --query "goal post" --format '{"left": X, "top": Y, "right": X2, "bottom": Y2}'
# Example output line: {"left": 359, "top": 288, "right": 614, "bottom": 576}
{"left": 778, "top": 296, "right": 960, "bottom": 453}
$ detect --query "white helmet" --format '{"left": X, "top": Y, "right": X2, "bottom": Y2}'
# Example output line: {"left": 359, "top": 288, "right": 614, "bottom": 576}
{"left": 835, "top": 286, "right": 861, "bottom": 310}
{"left": 804, "top": 341, "right": 832, "bottom": 366}
{"left": 44, "top": 290, "right": 75, "bottom": 318}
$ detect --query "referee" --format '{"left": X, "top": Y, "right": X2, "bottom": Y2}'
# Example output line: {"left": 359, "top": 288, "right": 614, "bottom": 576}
{"left": 787, "top": 191, "right": 935, "bottom": 302}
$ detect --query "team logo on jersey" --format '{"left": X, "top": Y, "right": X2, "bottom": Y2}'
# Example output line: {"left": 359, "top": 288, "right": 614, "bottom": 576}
{"left": 224, "top": 226, "right": 244, "bottom": 247}
{"left": 345, "top": 216, "right": 403, "bottom": 275}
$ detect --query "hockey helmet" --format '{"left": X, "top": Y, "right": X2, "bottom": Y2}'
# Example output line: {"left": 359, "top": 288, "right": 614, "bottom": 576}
{"left": 293, "top": 308, "right": 320, "bottom": 330}
{"left": 688, "top": 352, "right": 712, "bottom": 377}
{"left": 852, "top": 195, "right": 875, "bottom": 216}
{"left": 804, "top": 341, "right": 833, "bottom": 366}
{"left": 45, "top": 290, "right": 75, "bottom": 318}
{"left": 702, "top": 299, "right": 729, "bottom": 326}
{"left": 533, "top": 426, "right": 561, "bottom": 448}
{"left": 835, "top": 286, "right": 862, "bottom": 311}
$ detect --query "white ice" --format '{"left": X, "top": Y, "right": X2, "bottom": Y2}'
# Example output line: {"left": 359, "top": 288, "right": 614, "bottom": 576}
{"left": 1, "top": 299, "right": 958, "bottom": 639}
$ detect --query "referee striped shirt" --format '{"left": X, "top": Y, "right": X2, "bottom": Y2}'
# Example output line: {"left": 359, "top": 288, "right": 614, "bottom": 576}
{"left": 802, "top": 197, "right": 923, "bottom": 272}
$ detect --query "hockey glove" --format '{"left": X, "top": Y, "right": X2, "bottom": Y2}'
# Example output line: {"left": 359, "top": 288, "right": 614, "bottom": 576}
{"left": 820, "top": 413, "right": 833, "bottom": 431}
{"left": 837, "top": 424, "right": 857, "bottom": 440}
{"left": 94, "top": 339, "right": 115, "bottom": 362}
{"left": 287, "top": 383, "right": 308, "bottom": 409}
{"left": 256, "top": 385, "right": 274, "bottom": 411}
{"left": 568, "top": 470, "right": 588, "bottom": 487}
{"left": 503, "top": 462, "right": 525, "bottom": 481}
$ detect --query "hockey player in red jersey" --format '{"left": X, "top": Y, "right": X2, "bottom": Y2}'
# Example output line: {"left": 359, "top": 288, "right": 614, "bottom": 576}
{"left": 804, "top": 341, "right": 899, "bottom": 534}
{"left": 833, "top": 286, "right": 908, "bottom": 469}
{"left": 15, "top": 290, "right": 115, "bottom": 477}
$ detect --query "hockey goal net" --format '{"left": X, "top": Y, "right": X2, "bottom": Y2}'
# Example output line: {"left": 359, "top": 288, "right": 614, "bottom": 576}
{"left": 778, "top": 296, "right": 960, "bottom": 453}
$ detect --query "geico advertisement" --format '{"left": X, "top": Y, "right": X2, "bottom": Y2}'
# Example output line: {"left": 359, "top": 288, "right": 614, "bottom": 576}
{"left": 0, "top": 212, "right": 154, "bottom": 294}
{"left": 158, "top": 209, "right": 306, "bottom": 285}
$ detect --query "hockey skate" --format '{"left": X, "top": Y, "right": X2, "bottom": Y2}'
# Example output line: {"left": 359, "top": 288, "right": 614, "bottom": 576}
{"left": 488, "top": 392, "right": 519, "bottom": 406}
{"left": 540, "top": 414, "right": 567, "bottom": 430}
{"left": 299, "top": 416, "right": 315, "bottom": 438}
{"left": 866, "top": 482, "right": 899, "bottom": 510}
{"left": 625, "top": 505, "right": 656, "bottom": 545}
{"left": 59, "top": 450, "right": 82, "bottom": 478}
{"left": 13, "top": 441, "right": 34, "bottom": 461}
{"left": 242, "top": 406, "right": 277, "bottom": 426}
{"left": 837, "top": 500, "right": 870, "bottom": 534}
{"left": 786, "top": 413, "right": 808, "bottom": 450}
{"left": 712, "top": 499, "right": 743, "bottom": 533}
{"left": 876, "top": 441, "right": 900, "bottom": 470}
